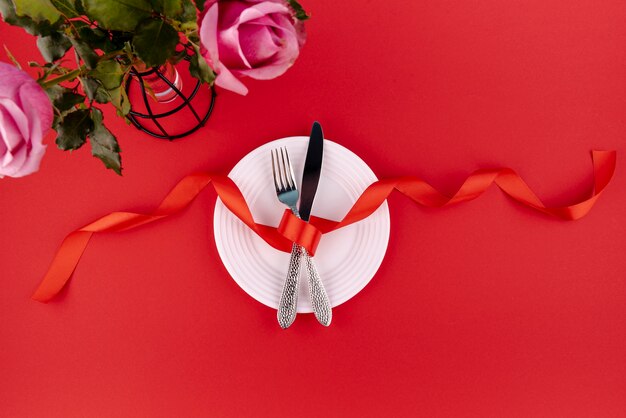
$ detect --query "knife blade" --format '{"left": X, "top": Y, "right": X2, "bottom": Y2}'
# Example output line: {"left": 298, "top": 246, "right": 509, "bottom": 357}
{"left": 299, "top": 121, "right": 324, "bottom": 221}
{"left": 298, "top": 121, "right": 332, "bottom": 326}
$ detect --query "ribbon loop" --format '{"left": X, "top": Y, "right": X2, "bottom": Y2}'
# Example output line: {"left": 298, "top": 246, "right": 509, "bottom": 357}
{"left": 277, "top": 210, "right": 323, "bottom": 256}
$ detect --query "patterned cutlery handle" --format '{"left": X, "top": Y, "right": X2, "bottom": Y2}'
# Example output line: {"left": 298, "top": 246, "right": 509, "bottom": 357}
{"left": 303, "top": 250, "right": 332, "bottom": 326}
{"left": 277, "top": 242, "right": 302, "bottom": 329}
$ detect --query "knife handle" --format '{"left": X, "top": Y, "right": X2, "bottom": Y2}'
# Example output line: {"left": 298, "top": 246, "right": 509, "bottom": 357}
{"left": 277, "top": 242, "right": 302, "bottom": 329}
{"left": 303, "top": 250, "right": 332, "bottom": 326}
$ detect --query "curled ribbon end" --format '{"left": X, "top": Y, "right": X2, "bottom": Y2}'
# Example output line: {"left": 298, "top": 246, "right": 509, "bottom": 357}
{"left": 31, "top": 290, "right": 51, "bottom": 303}
{"left": 32, "top": 278, "right": 61, "bottom": 302}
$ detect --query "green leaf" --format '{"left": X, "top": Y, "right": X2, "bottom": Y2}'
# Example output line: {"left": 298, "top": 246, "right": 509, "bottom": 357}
{"left": 89, "top": 60, "right": 124, "bottom": 90}
{"left": 12, "top": 0, "right": 62, "bottom": 23}
{"left": 58, "top": 92, "right": 85, "bottom": 110}
{"left": 0, "top": 0, "right": 59, "bottom": 36}
{"left": 55, "top": 108, "right": 93, "bottom": 150}
{"left": 77, "top": 26, "right": 115, "bottom": 52}
{"left": 109, "top": 32, "right": 134, "bottom": 52}
{"left": 37, "top": 32, "right": 71, "bottom": 62}
{"left": 45, "top": 85, "right": 85, "bottom": 111}
{"left": 50, "top": 0, "right": 79, "bottom": 17}
{"left": 132, "top": 18, "right": 179, "bottom": 68}
{"left": 177, "top": 0, "right": 197, "bottom": 22}
{"left": 57, "top": 92, "right": 85, "bottom": 111}
{"left": 0, "top": 0, "right": 17, "bottom": 20}
{"left": 193, "top": 0, "right": 204, "bottom": 12}
{"left": 89, "top": 108, "right": 122, "bottom": 175}
{"left": 83, "top": 0, "right": 152, "bottom": 31}
{"left": 287, "top": 0, "right": 309, "bottom": 20}
{"left": 189, "top": 45, "right": 215, "bottom": 84}
{"left": 151, "top": 0, "right": 182, "bottom": 16}
{"left": 81, "top": 77, "right": 110, "bottom": 103}
{"left": 45, "top": 84, "right": 65, "bottom": 104}
{"left": 108, "top": 85, "right": 131, "bottom": 116}
{"left": 74, "top": 0, "right": 85, "bottom": 14}
{"left": 70, "top": 38, "right": 99, "bottom": 69}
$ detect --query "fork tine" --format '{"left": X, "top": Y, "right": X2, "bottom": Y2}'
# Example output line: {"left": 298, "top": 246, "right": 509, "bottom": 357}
{"left": 280, "top": 148, "right": 292, "bottom": 190}
{"left": 278, "top": 148, "right": 288, "bottom": 190}
{"left": 271, "top": 149, "right": 281, "bottom": 191}
{"left": 275, "top": 149, "right": 286, "bottom": 191}
{"left": 284, "top": 148, "right": 297, "bottom": 191}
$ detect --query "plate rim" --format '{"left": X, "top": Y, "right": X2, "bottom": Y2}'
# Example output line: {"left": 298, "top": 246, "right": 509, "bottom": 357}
{"left": 212, "top": 136, "right": 391, "bottom": 312}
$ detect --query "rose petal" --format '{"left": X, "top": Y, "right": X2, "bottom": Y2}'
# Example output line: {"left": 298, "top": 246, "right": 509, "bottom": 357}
{"left": 11, "top": 138, "right": 45, "bottom": 177}
{"left": 217, "top": 1, "right": 250, "bottom": 28}
{"left": 200, "top": 2, "right": 249, "bottom": 94}
{"left": 198, "top": 0, "right": 303, "bottom": 96}
{"left": 0, "top": 130, "right": 6, "bottom": 156}
{"left": 237, "top": 0, "right": 285, "bottom": 4}
{"left": 202, "top": 0, "right": 218, "bottom": 12}
{"left": 0, "top": 62, "right": 26, "bottom": 101}
{"left": 272, "top": 12, "right": 306, "bottom": 46}
{"left": 237, "top": 24, "right": 300, "bottom": 80}
{"left": 0, "top": 113, "right": 28, "bottom": 177}
{"left": 217, "top": 1, "right": 292, "bottom": 70}
{"left": 0, "top": 105, "right": 27, "bottom": 176}
{"left": 0, "top": 108, "right": 10, "bottom": 157}
{"left": 244, "top": 14, "right": 284, "bottom": 29}
{"left": 19, "top": 79, "right": 53, "bottom": 136}
{"left": 0, "top": 63, "right": 51, "bottom": 177}
{"left": 0, "top": 98, "right": 30, "bottom": 150}
{"left": 237, "top": 2, "right": 291, "bottom": 25}
{"left": 234, "top": 59, "right": 293, "bottom": 79}
{"left": 13, "top": 101, "right": 47, "bottom": 178}
{"left": 1, "top": 142, "right": 28, "bottom": 176}
{"left": 238, "top": 24, "right": 281, "bottom": 67}
{"left": 218, "top": 25, "right": 251, "bottom": 69}
{"left": 199, "top": 2, "right": 221, "bottom": 69}
{"left": 214, "top": 62, "right": 249, "bottom": 95}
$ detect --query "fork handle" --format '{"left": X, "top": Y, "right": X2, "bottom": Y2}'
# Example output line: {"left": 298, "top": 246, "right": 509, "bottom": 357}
{"left": 277, "top": 242, "right": 302, "bottom": 329}
{"left": 303, "top": 250, "right": 332, "bottom": 326}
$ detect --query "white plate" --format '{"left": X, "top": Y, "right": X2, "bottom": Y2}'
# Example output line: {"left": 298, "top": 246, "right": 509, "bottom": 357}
{"left": 213, "top": 137, "right": 390, "bottom": 312}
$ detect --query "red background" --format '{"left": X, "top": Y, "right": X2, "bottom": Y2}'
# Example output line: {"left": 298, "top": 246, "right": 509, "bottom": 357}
{"left": 1, "top": 1, "right": 626, "bottom": 416}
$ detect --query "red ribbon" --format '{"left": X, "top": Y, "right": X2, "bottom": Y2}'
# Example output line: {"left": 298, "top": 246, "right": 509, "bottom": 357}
{"left": 32, "top": 150, "right": 616, "bottom": 303}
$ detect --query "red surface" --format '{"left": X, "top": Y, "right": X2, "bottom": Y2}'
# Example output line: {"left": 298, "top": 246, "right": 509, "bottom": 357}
{"left": 1, "top": 1, "right": 626, "bottom": 416}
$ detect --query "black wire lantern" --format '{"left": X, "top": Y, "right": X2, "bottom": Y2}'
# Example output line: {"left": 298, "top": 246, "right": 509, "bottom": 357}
{"left": 124, "top": 57, "right": 217, "bottom": 140}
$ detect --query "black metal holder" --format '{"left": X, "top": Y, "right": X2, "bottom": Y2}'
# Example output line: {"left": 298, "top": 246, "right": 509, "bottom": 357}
{"left": 125, "top": 60, "right": 217, "bottom": 140}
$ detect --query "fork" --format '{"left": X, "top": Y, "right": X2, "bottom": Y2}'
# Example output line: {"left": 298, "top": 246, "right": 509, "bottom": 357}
{"left": 271, "top": 147, "right": 332, "bottom": 328}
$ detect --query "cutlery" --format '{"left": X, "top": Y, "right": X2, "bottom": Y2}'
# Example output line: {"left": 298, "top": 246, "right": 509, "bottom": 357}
{"left": 297, "top": 122, "right": 332, "bottom": 326}
{"left": 271, "top": 125, "right": 332, "bottom": 328}
{"left": 271, "top": 147, "right": 304, "bottom": 328}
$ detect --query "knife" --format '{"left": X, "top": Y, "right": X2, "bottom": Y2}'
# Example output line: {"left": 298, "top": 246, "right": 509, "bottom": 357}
{"left": 299, "top": 122, "right": 324, "bottom": 222}
{"left": 298, "top": 122, "right": 332, "bottom": 326}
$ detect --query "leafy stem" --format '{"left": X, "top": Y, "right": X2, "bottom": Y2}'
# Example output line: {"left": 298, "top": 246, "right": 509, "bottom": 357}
{"left": 39, "top": 49, "right": 124, "bottom": 89}
{"left": 0, "top": 0, "right": 264, "bottom": 175}
{"left": 40, "top": 68, "right": 81, "bottom": 89}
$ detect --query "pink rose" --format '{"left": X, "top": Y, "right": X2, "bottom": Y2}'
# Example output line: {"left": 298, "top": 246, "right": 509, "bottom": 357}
{"left": 0, "top": 62, "right": 52, "bottom": 178}
{"left": 199, "top": 0, "right": 306, "bottom": 95}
